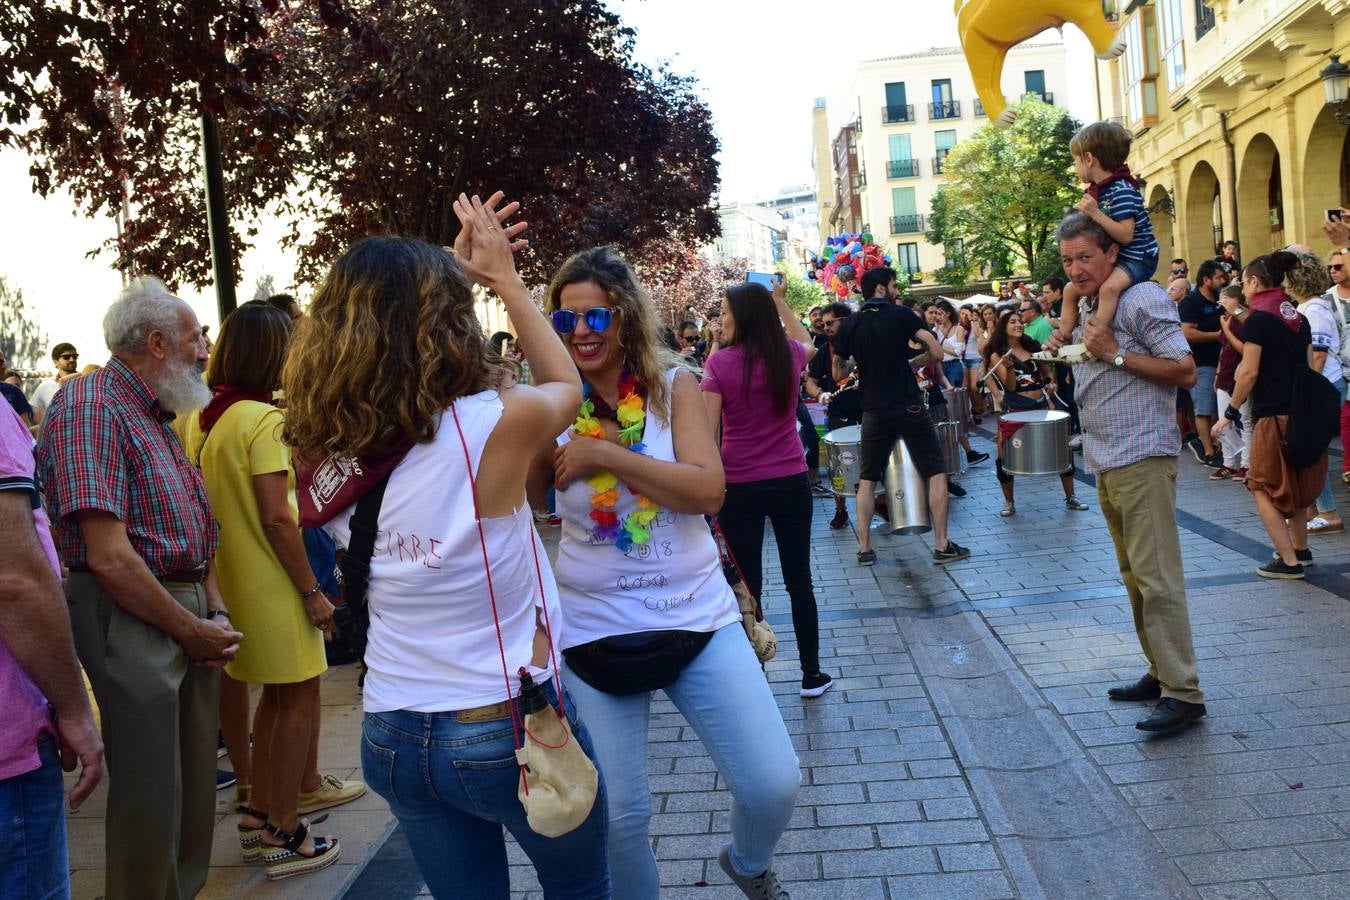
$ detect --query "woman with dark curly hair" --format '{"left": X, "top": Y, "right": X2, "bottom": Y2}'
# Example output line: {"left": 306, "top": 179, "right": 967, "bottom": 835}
{"left": 284, "top": 194, "right": 610, "bottom": 897}
{"left": 983, "top": 310, "right": 1089, "bottom": 518}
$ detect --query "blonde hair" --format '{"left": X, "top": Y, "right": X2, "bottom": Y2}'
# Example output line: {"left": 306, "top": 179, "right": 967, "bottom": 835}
{"left": 282, "top": 236, "right": 515, "bottom": 461}
{"left": 1285, "top": 252, "right": 1332, "bottom": 301}
{"left": 545, "top": 247, "right": 680, "bottom": 422}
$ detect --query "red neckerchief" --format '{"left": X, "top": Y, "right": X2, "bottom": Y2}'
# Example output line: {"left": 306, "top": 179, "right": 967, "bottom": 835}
{"left": 1086, "top": 165, "right": 1139, "bottom": 202}
{"left": 199, "top": 384, "right": 273, "bottom": 432}
{"left": 295, "top": 437, "right": 415, "bottom": 528}
{"left": 1249, "top": 287, "right": 1303, "bottom": 334}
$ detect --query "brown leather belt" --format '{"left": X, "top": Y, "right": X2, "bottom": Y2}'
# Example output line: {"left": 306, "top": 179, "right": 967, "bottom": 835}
{"left": 456, "top": 700, "right": 514, "bottom": 723}
{"left": 66, "top": 561, "right": 209, "bottom": 583}
{"left": 160, "top": 562, "right": 210, "bottom": 584}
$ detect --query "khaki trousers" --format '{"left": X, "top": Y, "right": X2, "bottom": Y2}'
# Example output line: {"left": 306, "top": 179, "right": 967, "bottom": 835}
{"left": 67, "top": 572, "right": 219, "bottom": 900}
{"left": 1095, "top": 456, "right": 1204, "bottom": 704}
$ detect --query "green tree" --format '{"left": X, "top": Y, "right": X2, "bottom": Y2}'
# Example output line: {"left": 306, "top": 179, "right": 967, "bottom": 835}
{"left": 925, "top": 97, "right": 1080, "bottom": 280}
{"left": 775, "top": 263, "right": 824, "bottom": 315}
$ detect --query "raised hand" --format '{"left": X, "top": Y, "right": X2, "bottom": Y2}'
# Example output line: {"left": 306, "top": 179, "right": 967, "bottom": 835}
{"left": 450, "top": 192, "right": 529, "bottom": 291}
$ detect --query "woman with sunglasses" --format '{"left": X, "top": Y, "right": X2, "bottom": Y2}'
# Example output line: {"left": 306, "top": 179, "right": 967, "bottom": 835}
{"left": 705, "top": 278, "right": 833, "bottom": 699}
{"left": 539, "top": 248, "right": 800, "bottom": 900}
{"left": 983, "top": 310, "right": 1089, "bottom": 518}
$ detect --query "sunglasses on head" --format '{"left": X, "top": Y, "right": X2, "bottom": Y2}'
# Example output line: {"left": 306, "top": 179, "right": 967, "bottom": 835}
{"left": 551, "top": 307, "right": 616, "bottom": 334}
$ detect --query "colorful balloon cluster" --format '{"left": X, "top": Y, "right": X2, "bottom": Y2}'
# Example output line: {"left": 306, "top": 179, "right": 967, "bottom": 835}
{"left": 807, "top": 233, "right": 892, "bottom": 298}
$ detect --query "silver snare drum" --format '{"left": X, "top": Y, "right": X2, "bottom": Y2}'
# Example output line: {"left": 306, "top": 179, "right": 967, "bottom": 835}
{"left": 936, "top": 421, "right": 967, "bottom": 476}
{"left": 1001, "top": 410, "right": 1071, "bottom": 476}
{"left": 881, "top": 438, "right": 932, "bottom": 535}
{"left": 823, "top": 425, "right": 862, "bottom": 497}
{"left": 942, "top": 387, "right": 969, "bottom": 434}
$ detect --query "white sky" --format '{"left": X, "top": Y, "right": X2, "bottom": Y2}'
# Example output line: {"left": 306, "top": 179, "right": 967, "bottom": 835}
{"left": 0, "top": 0, "right": 1095, "bottom": 369}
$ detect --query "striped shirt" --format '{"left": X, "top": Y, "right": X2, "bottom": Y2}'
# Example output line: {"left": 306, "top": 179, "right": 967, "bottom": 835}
{"left": 1072, "top": 281, "right": 1192, "bottom": 474}
{"left": 1097, "top": 179, "right": 1159, "bottom": 269}
{"left": 35, "top": 357, "right": 218, "bottom": 574}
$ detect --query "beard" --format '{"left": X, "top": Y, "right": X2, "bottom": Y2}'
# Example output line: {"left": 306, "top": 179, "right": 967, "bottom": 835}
{"left": 153, "top": 356, "right": 212, "bottom": 414}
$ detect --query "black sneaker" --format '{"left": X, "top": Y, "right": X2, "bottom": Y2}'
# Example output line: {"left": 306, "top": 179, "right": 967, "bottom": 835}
{"left": 1186, "top": 437, "right": 1206, "bottom": 464}
{"left": 217, "top": 731, "right": 228, "bottom": 760}
{"left": 216, "top": 770, "right": 237, "bottom": 791}
{"left": 933, "top": 541, "right": 971, "bottom": 565}
{"left": 800, "top": 672, "right": 834, "bottom": 698}
{"left": 966, "top": 450, "right": 990, "bottom": 465}
{"left": 1204, "top": 452, "right": 1224, "bottom": 469}
{"left": 1270, "top": 548, "right": 1313, "bottom": 566}
{"left": 949, "top": 480, "right": 967, "bottom": 497}
{"left": 1257, "top": 560, "right": 1305, "bottom": 580}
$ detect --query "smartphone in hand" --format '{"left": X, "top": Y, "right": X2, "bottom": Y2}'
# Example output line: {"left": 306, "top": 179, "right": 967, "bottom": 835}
{"left": 746, "top": 272, "right": 775, "bottom": 289}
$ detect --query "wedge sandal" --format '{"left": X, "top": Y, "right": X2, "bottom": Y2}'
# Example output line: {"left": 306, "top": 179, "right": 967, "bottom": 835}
{"left": 262, "top": 822, "right": 340, "bottom": 880}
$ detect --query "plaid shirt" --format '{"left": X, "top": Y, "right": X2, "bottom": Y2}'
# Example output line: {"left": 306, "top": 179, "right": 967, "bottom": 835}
{"left": 35, "top": 357, "right": 217, "bottom": 574}
{"left": 1072, "top": 280, "right": 1192, "bottom": 475}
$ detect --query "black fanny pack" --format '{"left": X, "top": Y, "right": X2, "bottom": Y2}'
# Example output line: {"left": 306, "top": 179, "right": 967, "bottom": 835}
{"left": 563, "top": 630, "right": 713, "bottom": 696}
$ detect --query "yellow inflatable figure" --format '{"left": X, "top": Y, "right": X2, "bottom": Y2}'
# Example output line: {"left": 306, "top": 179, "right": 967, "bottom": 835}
{"left": 957, "top": 0, "right": 1125, "bottom": 128}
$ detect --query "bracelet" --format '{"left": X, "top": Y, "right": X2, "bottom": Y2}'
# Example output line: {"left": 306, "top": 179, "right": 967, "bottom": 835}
{"left": 300, "top": 582, "right": 324, "bottom": 599}
{"left": 206, "top": 609, "right": 229, "bottom": 620}
{"left": 1224, "top": 405, "right": 1242, "bottom": 422}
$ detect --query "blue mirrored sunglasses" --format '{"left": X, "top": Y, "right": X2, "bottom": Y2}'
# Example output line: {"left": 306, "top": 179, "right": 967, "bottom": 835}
{"left": 551, "top": 307, "right": 615, "bottom": 334}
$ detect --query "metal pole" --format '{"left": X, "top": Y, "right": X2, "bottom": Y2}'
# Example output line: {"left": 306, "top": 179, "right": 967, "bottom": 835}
{"left": 200, "top": 109, "right": 236, "bottom": 319}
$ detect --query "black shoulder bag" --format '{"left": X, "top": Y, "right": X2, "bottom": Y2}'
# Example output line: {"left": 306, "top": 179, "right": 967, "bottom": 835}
{"left": 330, "top": 472, "right": 392, "bottom": 666}
{"left": 1282, "top": 364, "right": 1340, "bottom": 470}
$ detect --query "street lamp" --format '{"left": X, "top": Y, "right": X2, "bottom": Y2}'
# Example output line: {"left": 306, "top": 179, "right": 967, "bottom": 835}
{"left": 1320, "top": 55, "right": 1350, "bottom": 125}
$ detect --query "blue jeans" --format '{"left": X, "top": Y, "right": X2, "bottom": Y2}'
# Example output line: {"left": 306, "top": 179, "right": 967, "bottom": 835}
{"left": 0, "top": 736, "right": 69, "bottom": 900}
{"left": 1317, "top": 378, "right": 1348, "bottom": 514}
{"left": 562, "top": 622, "right": 800, "bottom": 899}
{"left": 361, "top": 682, "right": 611, "bottom": 899}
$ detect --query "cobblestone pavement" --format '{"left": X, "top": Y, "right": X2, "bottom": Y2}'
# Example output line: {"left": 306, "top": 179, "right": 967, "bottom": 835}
{"left": 67, "top": 433, "right": 1350, "bottom": 898}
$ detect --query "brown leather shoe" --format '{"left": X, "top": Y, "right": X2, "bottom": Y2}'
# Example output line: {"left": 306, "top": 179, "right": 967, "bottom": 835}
{"left": 1107, "top": 674, "right": 1161, "bottom": 702}
{"left": 829, "top": 509, "right": 849, "bottom": 529}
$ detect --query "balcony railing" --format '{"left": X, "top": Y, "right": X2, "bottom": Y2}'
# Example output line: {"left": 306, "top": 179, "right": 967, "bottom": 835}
{"left": 850, "top": 167, "right": 867, "bottom": 190}
{"left": 901, "top": 267, "right": 924, "bottom": 284}
{"left": 886, "top": 158, "right": 920, "bottom": 179}
{"left": 882, "top": 104, "right": 915, "bottom": 124}
{"left": 889, "top": 214, "right": 927, "bottom": 235}
{"left": 1025, "top": 91, "right": 1054, "bottom": 105}
{"left": 929, "top": 100, "right": 961, "bottom": 120}
{"left": 932, "top": 154, "right": 950, "bottom": 175}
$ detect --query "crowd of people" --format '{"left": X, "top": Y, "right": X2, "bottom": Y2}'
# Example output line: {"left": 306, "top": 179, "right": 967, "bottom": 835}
{"left": 1, "top": 116, "right": 1349, "bottom": 899}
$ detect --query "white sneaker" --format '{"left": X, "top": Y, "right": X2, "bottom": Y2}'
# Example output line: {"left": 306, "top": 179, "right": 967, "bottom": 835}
{"left": 1069, "top": 434, "right": 1083, "bottom": 450}
{"left": 1000, "top": 502, "right": 1016, "bottom": 517}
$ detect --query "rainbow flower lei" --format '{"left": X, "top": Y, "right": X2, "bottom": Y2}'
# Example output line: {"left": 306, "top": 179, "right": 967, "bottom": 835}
{"left": 573, "top": 372, "right": 662, "bottom": 552}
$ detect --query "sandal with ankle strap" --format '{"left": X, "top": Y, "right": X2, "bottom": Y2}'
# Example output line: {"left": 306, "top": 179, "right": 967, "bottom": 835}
{"left": 237, "top": 805, "right": 325, "bottom": 863}
{"left": 262, "top": 821, "right": 341, "bottom": 880}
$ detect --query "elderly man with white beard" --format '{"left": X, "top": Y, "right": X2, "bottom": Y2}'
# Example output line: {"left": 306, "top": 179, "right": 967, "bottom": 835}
{"left": 36, "top": 277, "right": 242, "bottom": 900}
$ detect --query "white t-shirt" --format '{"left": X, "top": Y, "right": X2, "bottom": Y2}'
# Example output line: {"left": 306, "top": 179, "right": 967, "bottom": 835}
{"left": 326, "top": 391, "right": 557, "bottom": 713}
{"left": 1302, "top": 295, "right": 1344, "bottom": 386}
{"left": 553, "top": 368, "right": 739, "bottom": 649}
{"left": 28, "top": 379, "right": 59, "bottom": 417}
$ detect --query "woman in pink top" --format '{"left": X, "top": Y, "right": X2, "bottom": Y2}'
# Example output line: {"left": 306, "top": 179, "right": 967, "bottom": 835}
{"left": 702, "top": 278, "right": 832, "bottom": 698}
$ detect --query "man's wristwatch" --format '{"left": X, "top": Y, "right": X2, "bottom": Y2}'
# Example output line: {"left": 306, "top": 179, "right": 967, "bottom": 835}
{"left": 1111, "top": 351, "right": 1126, "bottom": 368}
{"left": 206, "top": 610, "right": 230, "bottom": 621}
{"left": 1224, "top": 405, "right": 1243, "bottom": 422}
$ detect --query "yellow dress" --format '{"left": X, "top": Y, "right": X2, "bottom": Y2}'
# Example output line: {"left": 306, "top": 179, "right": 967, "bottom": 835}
{"left": 179, "top": 401, "right": 326, "bottom": 684}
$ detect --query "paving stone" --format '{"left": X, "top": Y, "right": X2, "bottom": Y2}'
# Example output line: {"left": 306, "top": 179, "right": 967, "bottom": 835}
{"left": 922, "top": 797, "right": 981, "bottom": 820}
{"left": 1196, "top": 883, "right": 1275, "bottom": 899}
{"left": 936, "top": 843, "right": 1002, "bottom": 872}
{"left": 820, "top": 847, "right": 938, "bottom": 878}
{"left": 1263, "top": 871, "right": 1350, "bottom": 899}
{"left": 1173, "top": 847, "right": 1314, "bottom": 884}
{"left": 877, "top": 820, "right": 989, "bottom": 847}
{"left": 1210, "top": 816, "right": 1345, "bottom": 851}
{"left": 884, "top": 870, "right": 1014, "bottom": 899}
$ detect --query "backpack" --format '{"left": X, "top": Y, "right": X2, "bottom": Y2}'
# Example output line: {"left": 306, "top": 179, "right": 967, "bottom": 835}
{"left": 1283, "top": 363, "right": 1341, "bottom": 470}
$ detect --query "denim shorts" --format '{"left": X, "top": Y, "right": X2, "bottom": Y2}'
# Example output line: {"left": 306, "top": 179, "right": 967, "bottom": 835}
{"left": 362, "top": 681, "right": 610, "bottom": 898}
{"left": 1119, "top": 252, "right": 1159, "bottom": 286}
{"left": 962, "top": 358, "right": 980, "bottom": 369}
{"left": 1189, "top": 365, "right": 1218, "bottom": 417}
{"left": 942, "top": 359, "right": 964, "bottom": 388}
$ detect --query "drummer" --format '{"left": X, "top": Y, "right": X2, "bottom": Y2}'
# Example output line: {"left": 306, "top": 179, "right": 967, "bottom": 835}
{"left": 807, "top": 302, "right": 863, "bottom": 529}
{"left": 913, "top": 357, "right": 983, "bottom": 498}
{"left": 983, "top": 310, "right": 1090, "bottom": 518}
